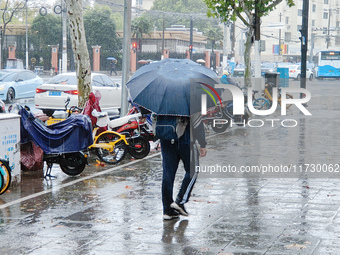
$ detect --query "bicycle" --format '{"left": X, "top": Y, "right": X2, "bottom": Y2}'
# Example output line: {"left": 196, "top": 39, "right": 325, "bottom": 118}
{"left": 0, "top": 159, "right": 11, "bottom": 195}
{"left": 263, "top": 83, "right": 293, "bottom": 109}
{"left": 252, "top": 90, "right": 271, "bottom": 110}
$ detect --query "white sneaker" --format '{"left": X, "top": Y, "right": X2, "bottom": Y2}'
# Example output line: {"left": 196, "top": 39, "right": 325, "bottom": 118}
{"left": 170, "top": 202, "right": 189, "bottom": 216}
{"left": 163, "top": 210, "right": 180, "bottom": 220}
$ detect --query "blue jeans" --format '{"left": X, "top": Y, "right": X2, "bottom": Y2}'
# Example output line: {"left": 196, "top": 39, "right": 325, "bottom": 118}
{"left": 161, "top": 140, "right": 198, "bottom": 214}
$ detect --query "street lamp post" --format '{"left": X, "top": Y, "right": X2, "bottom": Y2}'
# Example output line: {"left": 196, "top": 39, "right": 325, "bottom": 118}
{"left": 25, "top": 0, "right": 28, "bottom": 70}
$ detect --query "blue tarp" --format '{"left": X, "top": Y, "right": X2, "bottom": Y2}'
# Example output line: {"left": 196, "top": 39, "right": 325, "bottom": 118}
{"left": 19, "top": 107, "right": 93, "bottom": 154}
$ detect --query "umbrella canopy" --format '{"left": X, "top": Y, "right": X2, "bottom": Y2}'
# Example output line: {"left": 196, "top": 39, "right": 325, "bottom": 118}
{"left": 126, "top": 58, "right": 218, "bottom": 116}
{"left": 107, "top": 57, "right": 116, "bottom": 61}
{"left": 196, "top": 59, "right": 206, "bottom": 63}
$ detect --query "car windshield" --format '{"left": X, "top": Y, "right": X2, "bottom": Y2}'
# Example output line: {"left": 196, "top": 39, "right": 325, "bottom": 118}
{"left": 46, "top": 75, "right": 77, "bottom": 85}
{"left": 0, "top": 72, "right": 16, "bottom": 82}
{"left": 277, "top": 62, "right": 292, "bottom": 67}
{"left": 262, "top": 63, "right": 275, "bottom": 68}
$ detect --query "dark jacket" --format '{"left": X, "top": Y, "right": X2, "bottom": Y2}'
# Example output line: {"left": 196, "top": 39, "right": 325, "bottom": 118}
{"left": 178, "top": 113, "right": 206, "bottom": 148}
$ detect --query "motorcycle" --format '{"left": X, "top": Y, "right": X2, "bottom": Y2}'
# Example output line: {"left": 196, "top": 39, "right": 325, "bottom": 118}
{"left": 108, "top": 112, "right": 151, "bottom": 159}
{"left": 81, "top": 93, "right": 151, "bottom": 160}
{"left": 10, "top": 104, "right": 93, "bottom": 178}
{"left": 126, "top": 105, "right": 158, "bottom": 144}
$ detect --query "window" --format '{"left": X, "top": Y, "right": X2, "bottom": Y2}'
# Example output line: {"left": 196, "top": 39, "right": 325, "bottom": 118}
{"left": 100, "top": 75, "right": 115, "bottom": 87}
{"left": 323, "top": 27, "right": 327, "bottom": 34}
{"left": 25, "top": 72, "right": 36, "bottom": 80}
{"left": 312, "top": 20, "right": 316, "bottom": 26}
{"left": 336, "top": 37, "right": 340, "bottom": 46}
{"left": 312, "top": 4, "right": 316, "bottom": 12}
{"left": 285, "top": 32, "right": 291, "bottom": 42}
{"left": 297, "top": 25, "right": 302, "bottom": 31}
{"left": 336, "top": 21, "right": 340, "bottom": 27}
{"left": 93, "top": 75, "right": 104, "bottom": 87}
{"left": 298, "top": 9, "right": 302, "bottom": 16}
{"left": 324, "top": 0, "right": 328, "bottom": 4}
{"left": 285, "top": 17, "right": 289, "bottom": 24}
{"left": 321, "top": 52, "right": 340, "bottom": 60}
{"left": 323, "top": 12, "right": 328, "bottom": 19}
{"left": 16, "top": 72, "right": 29, "bottom": 81}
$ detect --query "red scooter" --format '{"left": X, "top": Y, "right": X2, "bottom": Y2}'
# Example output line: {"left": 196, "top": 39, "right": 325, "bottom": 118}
{"left": 82, "top": 92, "right": 151, "bottom": 160}
{"left": 108, "top": 113, "right": 151, "bottom": 159}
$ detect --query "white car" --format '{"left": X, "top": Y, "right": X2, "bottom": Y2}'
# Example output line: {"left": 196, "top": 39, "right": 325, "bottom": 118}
{"left": 34, "top": 72, "right": 121, "bottom": 116}
{"left": 288, "top": 65, "right": 313, "bottom": 80}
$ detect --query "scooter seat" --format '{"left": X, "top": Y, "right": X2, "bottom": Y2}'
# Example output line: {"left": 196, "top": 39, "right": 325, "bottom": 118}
{"left": 109, "top": 113, "right": 141, "bottom": 129}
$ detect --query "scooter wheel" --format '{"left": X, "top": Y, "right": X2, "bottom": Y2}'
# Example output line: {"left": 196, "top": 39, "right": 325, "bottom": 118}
{"left": 96, "top": 133, "right": 127, "bottom": 164}
{"left": 128, "top": 136, "right": 150, "bottom": 159}
{"left": 211, "top": 115, "right": 230, "bottom": 133}
{"left": 236, "top": 113, "right": 249, "bottom": 126}
{"left": 59, "top": 152, "right": 86, "bottom": 176}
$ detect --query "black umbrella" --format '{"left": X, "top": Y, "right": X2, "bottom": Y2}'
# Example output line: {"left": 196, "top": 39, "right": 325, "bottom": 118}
{"left": 126, "top": 58, "right": 218, "bottom": 116}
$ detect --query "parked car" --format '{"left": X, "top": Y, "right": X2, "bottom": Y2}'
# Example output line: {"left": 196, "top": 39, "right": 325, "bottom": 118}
{"left": 288, "top": 65, "right": 313, "bottom": 80}
{"left": 261, "top": 62, "right": 276, "bottom": 76}
{"left": 0, "top": 69, "right": 43, "bottom": 103}
{"left": 233, "top": 64, "right": 245, "bottom": 77}
{"left": 0, "top": 99, "right": 5, "bottom": 113}
{"left": 34, "top": 72, "right": 122, "bottom": 116}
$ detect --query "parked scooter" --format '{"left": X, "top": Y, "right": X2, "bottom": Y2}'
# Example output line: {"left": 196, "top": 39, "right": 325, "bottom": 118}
{"left": 10, "top": 104, "right": 92, "bottom": 178}
{"left": 126, "top": 105, "right": 158, "bottom": 144}
{"left": 108, "top": 113, "right": 151, "bottom": 159}
{"left": 81, "top": 93, "right": 150, "bottom": 160}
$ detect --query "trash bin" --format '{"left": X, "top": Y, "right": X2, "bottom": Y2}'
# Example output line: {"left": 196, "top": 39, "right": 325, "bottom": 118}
{"left": 277, "top": 67, "right": 289, "bottom": 87}
{"left": 264, "top": 72, "right": 279, "bottom": 87}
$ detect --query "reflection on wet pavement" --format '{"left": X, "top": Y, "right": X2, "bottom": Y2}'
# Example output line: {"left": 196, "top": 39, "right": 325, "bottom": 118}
{"left": 0, "top": 80, "right": 340, "bottom": 254}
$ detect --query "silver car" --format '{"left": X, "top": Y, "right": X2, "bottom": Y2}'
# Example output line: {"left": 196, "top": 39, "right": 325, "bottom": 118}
{"left": 0, "top": 69, "right": 43, "bottom": 103}
{"left": 34, "top": 72, "right": 121, "bottom": 116}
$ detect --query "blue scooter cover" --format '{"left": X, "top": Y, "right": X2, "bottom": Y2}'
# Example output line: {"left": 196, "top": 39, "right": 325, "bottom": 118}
{"left": 19, "top": 107, "right": 93, "bottom": 154}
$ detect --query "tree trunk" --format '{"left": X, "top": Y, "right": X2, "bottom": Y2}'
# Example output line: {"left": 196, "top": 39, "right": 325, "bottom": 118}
{"left": 244, "top": 30, "right": 253, "bottom": 88}
{"left": 65, "top": 0, "right": 91, "bottom": 108}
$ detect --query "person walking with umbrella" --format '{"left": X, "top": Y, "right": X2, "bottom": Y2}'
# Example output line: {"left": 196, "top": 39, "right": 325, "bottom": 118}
{"left": 110, "top": 60, "right": 117, "bottom": 76}
{"left": 127, "top": 58, "right": 218, "bottom": 220}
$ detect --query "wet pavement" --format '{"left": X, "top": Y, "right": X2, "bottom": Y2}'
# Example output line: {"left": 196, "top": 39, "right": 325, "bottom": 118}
{"left": 1, "top": 79, "right": 340, "bottom": 254}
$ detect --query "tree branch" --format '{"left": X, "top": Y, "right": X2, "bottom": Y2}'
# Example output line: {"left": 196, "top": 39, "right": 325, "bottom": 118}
{"left": 266, "top": 0, "right": 283, "bottom": 11}
{"left": 236, "top": 12, "right": 251, "bottom": 27}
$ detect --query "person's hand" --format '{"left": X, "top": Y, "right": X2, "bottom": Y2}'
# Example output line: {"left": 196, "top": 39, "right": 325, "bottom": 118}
{"left": 200, "top": 147, "right": 207, "bottom": 157}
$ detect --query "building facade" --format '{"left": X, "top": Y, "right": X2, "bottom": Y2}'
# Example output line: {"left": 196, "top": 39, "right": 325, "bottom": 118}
{"left": 230, "top": 0, "right": 340, "bottom": 63}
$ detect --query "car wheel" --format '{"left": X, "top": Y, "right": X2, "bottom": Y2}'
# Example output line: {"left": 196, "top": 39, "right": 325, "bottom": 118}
{"left": 309, "top": 74, "right": 313, "bottom": 81}
{"left": 43, "top": 109, "right": 55, "bottom": 117}
{"left": 6, "top": 88, "right": 15, "bottom": 103}
{"left": 296, "top": 75, "right": 300, "bottom": 81}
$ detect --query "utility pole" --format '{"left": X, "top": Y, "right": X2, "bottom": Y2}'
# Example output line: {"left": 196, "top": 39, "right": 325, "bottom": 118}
{"left": 279, "top": 12, "right": 282, "bottom": 56}
{"left": 62, "top": 0, "right": 67, "bottom": 73}
{"left": 230, "top": 21, "right": 235, "bottom": 60}
{"left": 327, "top": 8, "right": 331, "bottom": 49}
{"left": 189, "top": 17, "right": 193, "bottom": 60}
{"left": 120, "top": 0, "right": 131, "bottom": 116}
{"left": 223, "top": 22, "right": 227, "bottom": 68}
{"left": 300, "top": 0, "right": 309, "bottom": 92}
{"left": 25, "top": 0, "right": 28, "bottom": 70}
{"left": 161, "top": 13, "right": 165, "bottom": 59}
{"left": 310, "top": 33, "right": 315, "bottom": 63}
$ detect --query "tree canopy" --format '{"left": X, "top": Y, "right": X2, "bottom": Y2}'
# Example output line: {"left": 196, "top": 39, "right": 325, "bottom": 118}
{"left": 150, "top": 0, "right": 219, "bottom": 36}
{"left": 30, "top": 14, "right": 62, "bottom": 49}
{"left": 84, "top": 6, "right": 120, "bottom": 51}
{"left": 204, "top": 0, "right": 295, "bottom": 86}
